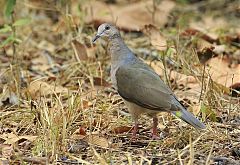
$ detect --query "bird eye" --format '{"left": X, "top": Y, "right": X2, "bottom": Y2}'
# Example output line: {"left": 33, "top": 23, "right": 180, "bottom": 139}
{"left": 105, "top": 26, "right": 110, "bottom": 30}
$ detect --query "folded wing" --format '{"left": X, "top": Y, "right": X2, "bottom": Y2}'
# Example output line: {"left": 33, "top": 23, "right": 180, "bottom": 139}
{"left": 115, "top": 64, "right": 178, "bottom": 111}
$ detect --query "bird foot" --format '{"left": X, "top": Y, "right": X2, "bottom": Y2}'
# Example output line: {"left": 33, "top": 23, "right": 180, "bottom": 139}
{"left": 130, "top": 122, "right": 138, "bottom": 141}
{"left": 151, "top": 134, "right": 160, "bottom": 140}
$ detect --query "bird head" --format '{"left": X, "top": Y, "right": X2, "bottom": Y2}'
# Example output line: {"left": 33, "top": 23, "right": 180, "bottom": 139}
{"left": 92, "top": 23, "right": 120, "bottom": 43}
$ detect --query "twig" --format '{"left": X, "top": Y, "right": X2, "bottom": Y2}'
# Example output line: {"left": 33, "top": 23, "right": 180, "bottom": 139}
{"left": 205, "top": 140, "right": 215, "bottom": 165}
{"left": 199, "top": 64, "right": 206, "bottom": 103}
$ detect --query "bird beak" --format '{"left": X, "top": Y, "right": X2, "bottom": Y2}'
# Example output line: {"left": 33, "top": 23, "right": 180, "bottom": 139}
{"left": 92, "top": 34, "right": 101, "bottom": 43}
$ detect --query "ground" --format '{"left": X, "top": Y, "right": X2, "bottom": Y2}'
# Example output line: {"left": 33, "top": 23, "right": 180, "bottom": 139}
{"left": 0, "top": 0, "right": 240, "bottom": 164}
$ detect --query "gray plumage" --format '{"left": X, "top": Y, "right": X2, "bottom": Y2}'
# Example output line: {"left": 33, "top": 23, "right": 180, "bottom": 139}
{"left": 93, "top": 23, "right": 206, "bottom": 138}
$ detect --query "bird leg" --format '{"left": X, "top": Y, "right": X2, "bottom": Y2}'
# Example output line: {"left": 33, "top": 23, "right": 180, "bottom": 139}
{"left": 131, "top": 120, "right": 138, "bottom": 140}
{"left": 152, "top": 117, "right": 159, "bottom": 140}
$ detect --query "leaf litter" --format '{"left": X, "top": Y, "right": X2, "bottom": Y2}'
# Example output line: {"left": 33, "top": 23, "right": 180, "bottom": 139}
{"left": 0, "top": 0, "right": 240, "bottom": 164}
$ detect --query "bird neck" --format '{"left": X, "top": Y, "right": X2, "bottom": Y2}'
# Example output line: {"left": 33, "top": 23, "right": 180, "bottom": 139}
{"left": 109, "top": 33, "right": 120, "bottom": 40}
{"left": 108, "top": 37, "right": 135, "bottom": 64}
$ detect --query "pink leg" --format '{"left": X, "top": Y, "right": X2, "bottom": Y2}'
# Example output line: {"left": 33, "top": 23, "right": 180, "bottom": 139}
{"left": 152, "top": 117, "right": 159, "bottom": 140}
{"left": 131, "top": 120, "right": 138, "bottom": 140}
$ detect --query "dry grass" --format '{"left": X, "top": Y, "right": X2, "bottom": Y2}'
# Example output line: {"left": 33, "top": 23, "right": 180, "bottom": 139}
{"left": 0, "top": 0, "right": 240, "bottom": 164}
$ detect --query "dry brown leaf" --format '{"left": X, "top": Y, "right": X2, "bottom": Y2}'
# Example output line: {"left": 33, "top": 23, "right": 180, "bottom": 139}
{"left": 112, "top": 126, "right": 132, "bottom": 134}
{"left": 86, "top": 135, "right": 109, "bottom": 148}
{"left": 188, "top": 16, "right": 228, "bottom": 43}
{"left": 71, "top": 129, "right": 86, "bottom": 140}
{"left": 149, "top": 57, "right": 239, "bottom": 100}
{"left": 0, "top": 133, "right": 37, "bottom": 145}
{"left": 83, "top": 0, "right": 175, "bottom": 31}
{"left": 181, "top": 28, "right": 218, "bottom": 43}
{"left": 0, "top": 144, "right": 13, "bottom": 159}
{"left": 92, "top": 77, "right": 111, "bottom": 87}
{"left": 206, "top": 57, "right": 240, "bottom": 87}
{"left": 190, "top": 16, "right": 228, "bottom": 33}
{"left": 28, "top": 80, "right": 68, "bottom": 98}
{"left": 85, "top": 77, "right": 111, "bottom": 88}
{"left": 79, "top": 127, "right": 87, "bottom": 136}
{"left": 149, "top": 61, "right": 198, "bottom": 86}
{"left": 81, "top": 100, "right": 90, "bottom": 109}
{"left": 86, "top": 47, "right": 97, "bottom": 59}
{"left": 71, "top": 39, "right": 88, "bottom": 61}
{"left": 142, "top": 24, "right": 167, "bottom": 51}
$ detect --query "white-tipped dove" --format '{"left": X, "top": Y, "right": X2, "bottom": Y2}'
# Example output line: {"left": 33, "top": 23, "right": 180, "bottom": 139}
{"left": 93, "top": 23, "right": 206, "bottom": 139}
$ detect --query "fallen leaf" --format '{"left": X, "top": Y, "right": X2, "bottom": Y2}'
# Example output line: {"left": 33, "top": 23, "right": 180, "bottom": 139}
{"left": 86, "top": 135, "right": 109, "bottom": 148}
{"left": 206, "top": 57, "right": 240, "bottom": 87}
{"left": 92, "top": 77, "right": 111, "bottom": 87}
{"left": 112, "top": 126, "right": 132, "bottom": 134}
{"left": 85, "top": 77, "right": 111, "bottom": 87}
{"left": 0, "top": 144, "right": 13, "bottom": 159}
{"left": 28, "top": 80, "right": 68, "bottom": 99}
{"left": 188, "top": 16, "right": 227, "bottom": 43}
{"left": 142, "top": 24, "right": 167, "bottom": 51}
{"left": 83, "top": 0, "right": 175, "bottom": 31}
{"left": 149, "top": 61, "right": 198, "bottom": 86}
{"left": 181, "top": 28, "right": 218, "bottom": 43}
{"left": 71, "top": 39, "right": 88, "bottom": 61}
{"left": 86, "top": 46, "right": 97, "bottom": 59}
{"left": 79, "top": 127, "right": 87, "bottom": 136}
{"left": 71, "top": 129, "right": 86, "bottom": 140}
{"left": 191, "top": 16, "right": 228, "bottom": 32}
{"left": 0, "top": 133, "right": 37, "bottom": 145}
{"left": 81, "top": 100, "right": 90, "bottom": 109}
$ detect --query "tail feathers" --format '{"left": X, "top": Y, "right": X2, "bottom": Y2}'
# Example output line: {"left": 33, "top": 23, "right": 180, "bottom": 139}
{"left": 172, "top": 109, "right": 206, "bottom": 129}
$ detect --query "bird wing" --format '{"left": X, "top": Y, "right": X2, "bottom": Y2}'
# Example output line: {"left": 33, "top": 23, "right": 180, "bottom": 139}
{"left": 115, "top": 64, "right": 178, "bottom": 111}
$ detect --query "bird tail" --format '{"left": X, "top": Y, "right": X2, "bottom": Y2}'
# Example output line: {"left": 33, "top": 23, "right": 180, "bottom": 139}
{"left": 171, "top": 108, "right": 206, "bottom": 129}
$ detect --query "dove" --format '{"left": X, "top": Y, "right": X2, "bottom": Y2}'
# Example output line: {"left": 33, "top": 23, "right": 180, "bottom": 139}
{"left": 92, "top": 23, "right": 206, "bottom": 139}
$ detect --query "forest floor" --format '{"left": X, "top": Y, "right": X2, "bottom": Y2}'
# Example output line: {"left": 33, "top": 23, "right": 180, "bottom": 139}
{"left": 0, "top": 0, "right": 240, "bottom": 164}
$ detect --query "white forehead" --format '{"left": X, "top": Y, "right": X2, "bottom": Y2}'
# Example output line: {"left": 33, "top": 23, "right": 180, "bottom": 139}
{"left": 97, "top": 23, "right": 113, "bottom": 34}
